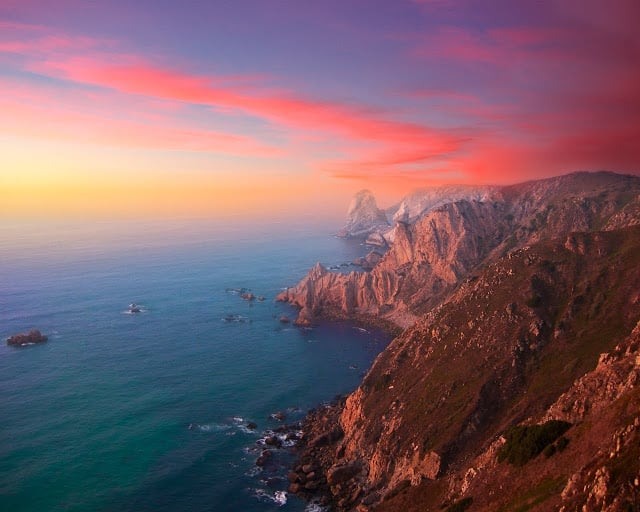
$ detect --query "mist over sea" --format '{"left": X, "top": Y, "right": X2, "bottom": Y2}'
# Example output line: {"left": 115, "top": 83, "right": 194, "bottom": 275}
{"left": 0, "top": 217, "right": 389, "bottom": 512}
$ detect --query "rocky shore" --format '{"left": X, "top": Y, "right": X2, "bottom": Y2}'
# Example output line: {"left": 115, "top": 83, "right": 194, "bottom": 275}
{"left": 287, "top": 399, "right": 349, "bottom": 509}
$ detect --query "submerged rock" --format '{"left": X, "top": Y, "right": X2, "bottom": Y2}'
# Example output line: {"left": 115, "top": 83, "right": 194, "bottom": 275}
{"left": 7, "top": 329, "right": 48, "bottom": 347}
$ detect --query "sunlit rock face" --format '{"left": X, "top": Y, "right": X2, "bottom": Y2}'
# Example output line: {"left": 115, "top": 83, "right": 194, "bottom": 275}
{"left": 285, "top": 172, "right": 640, "bottom": 512}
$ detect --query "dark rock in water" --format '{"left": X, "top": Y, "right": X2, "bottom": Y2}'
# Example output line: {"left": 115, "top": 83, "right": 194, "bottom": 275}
{"left": 256, "top": 449, "right": 272, "bottom": 466}
{"left": 270, "top": 411, "right": 287, "bottom": 421}
{"left": 7, "top": 329, "right": 48, "bottom": 347}
{"left": 264, "top": 435, "right": 283, "bottom": 448}
{"left": 128, "top": 303, "right": 141, "bottom": 313}
{"left": 246, "top": 421, "right": 258, "bottom": 430}
{"left": 258, "top": 295, "right": 266, "bottom": 301}
{"left": 279, "top": 315, "right": 291, "bottom": 324}
{"left": 288, "top": 471, "right": 300, "bottom": 483}
{"left": 288, "top": 482, "right": 302, "bottom": 494}
{"left": 265, "top": 477, "right": 282, "bottom": 488}
{"left": 241, "top": 292, "right": 256, "bottom": 301}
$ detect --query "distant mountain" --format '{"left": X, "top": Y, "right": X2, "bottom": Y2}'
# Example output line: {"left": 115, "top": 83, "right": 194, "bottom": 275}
{"left": 391, "top": 185, "right": 495, "bottom": 224}
{"left": 281, "top": 171, "right": 640, "bottom": 511}
{"left": 336, "top": 189, "right": 390, "bottom": 239}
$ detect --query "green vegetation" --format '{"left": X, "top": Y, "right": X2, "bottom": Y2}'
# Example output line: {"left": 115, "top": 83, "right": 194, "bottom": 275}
{"left": 445, "top": 497, "right": 473, "bottom": 512}
{"left": 556, "top": 436, "right": 569, "bottom": 452}
{"left": 525, "top": 295, "right": 542, "bottom": 308}
{"left": 498, "top": 477, "right": 566, "bottom": 512}
{"left": 542, "top": 435, "right": 569, "bottom": 458}
{"left": 498, "top": 420, "right": 571, "bottom": 466}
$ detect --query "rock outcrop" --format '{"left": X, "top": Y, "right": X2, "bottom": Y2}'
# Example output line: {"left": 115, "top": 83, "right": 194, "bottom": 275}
{"left": 279, "top": 172, "right": 640, "bottom": 328}
{"left": 337, "top": 189, "right": 389, "bottom": 239}
{"left": 6, "top": 329, "right": 48, "bottom": 346}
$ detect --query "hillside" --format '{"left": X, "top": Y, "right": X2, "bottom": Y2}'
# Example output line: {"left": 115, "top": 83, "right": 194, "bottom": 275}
{"left": 284, "top": 171, "right": 640, "bottom": 512}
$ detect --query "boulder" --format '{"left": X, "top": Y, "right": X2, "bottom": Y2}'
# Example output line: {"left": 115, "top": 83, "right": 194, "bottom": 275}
{"left": 264, "top": 435, "right": 283, "bottom": 447}
{"left": 288, "top": 482, "right": 302, "bottom": 494}
{"left": 327, "top": 462, "right": 361, "bottom": 485}
{"left": 256, "top": 449, "right": 272, "bottom": 466}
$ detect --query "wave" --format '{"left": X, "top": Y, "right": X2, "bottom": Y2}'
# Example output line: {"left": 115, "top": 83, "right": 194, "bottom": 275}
{"left": 122, "top": 308, "right": 147, "bottom": 315}
{"left": 305, "top": 503, "right": 330, "bottom": 512}
{"left": 187, "top": 422, "right": 231, "bottom": 433}
{"left": 245, "top": 466, "right": 263, "bottom": 477}
{"left": 252, "top": 488, "right": 287, "bottom": 507}
{"left": 222, "top": 314, "right": 250, "bottom": 323}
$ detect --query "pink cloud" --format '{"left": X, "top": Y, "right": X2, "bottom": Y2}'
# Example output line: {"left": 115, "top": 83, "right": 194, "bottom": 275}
{"left": 29, "top": 55, "right": 464, "bottom": 171}
{"left": 0, "top": 78, "right": 281, "bottom": 157}
{"left": 0, "top": 20, "right": 463, "bottom": 173}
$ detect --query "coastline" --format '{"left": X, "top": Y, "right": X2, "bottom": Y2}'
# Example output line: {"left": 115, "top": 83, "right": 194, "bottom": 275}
{"left": 281, "top": 311, "right": 401, "bottom": 510}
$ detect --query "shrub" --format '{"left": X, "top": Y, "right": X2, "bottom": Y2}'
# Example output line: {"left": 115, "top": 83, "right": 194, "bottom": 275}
{"left": 498, "top": 420, "right": 571, "bottom": 466}
{"left": 556, "top": 436, "right": 569, "bottom": 452}
{"left": 526, "top": 295, "right": 542, "bottom": 308}
{"left": 543, "top": 443, "right": 556, "bottom": 458}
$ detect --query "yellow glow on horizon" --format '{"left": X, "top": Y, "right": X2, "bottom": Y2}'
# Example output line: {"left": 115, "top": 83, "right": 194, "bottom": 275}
{"left": 0, "top": 136, "right": 355, "bottom": 219}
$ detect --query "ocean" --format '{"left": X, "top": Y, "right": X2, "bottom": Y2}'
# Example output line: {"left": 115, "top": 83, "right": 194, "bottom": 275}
{"left": 0, "top": 217, "right": 390, "bottom": 512}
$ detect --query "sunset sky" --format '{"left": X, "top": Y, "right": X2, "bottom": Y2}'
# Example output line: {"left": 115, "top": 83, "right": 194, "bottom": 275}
{"left": 1, "top": 0, "right": 639, "bottom": 218}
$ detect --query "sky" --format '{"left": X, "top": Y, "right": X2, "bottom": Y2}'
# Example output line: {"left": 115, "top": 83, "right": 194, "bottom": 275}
{"left": 1, "top": 0, "right": 639, "bottom": 219}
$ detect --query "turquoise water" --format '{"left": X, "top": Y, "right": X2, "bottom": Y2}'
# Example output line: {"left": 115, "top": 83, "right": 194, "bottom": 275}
{"left": 0, "top": 218, "right": 389, "bottom": 512}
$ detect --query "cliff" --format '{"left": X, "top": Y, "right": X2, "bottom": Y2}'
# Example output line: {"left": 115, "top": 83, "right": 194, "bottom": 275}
{"left": 285, "top": 171, "right": 640, "bottom": 512}
{"left": 280, "top": 199, "right": 509, "bottom": 328}
{"left": 291, "top": 224, "right": 640, "bottom": 511}
{"left": 278, "top": 172, "right": 640, "bottom": 328}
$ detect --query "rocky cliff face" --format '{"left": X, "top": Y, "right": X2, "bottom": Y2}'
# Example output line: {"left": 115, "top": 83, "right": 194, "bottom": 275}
{"left": 291, "top": 224, "right": 640, "bottom": 511}
{"left": 285, "top": 171, "right": 640, "bottom": 512}
{"left": 280, "top": 199, "right": 508, "bottom": 328}
{"left": 337, "top": 189, "right": 390, "bottom": 239}
{"left": 279, "top": 172, "right": 640, "bottom": 328}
